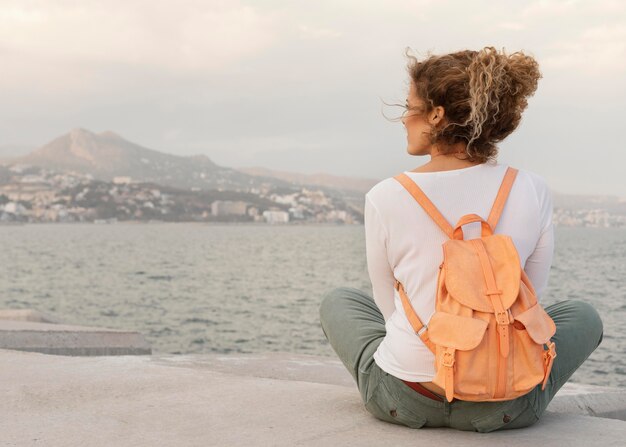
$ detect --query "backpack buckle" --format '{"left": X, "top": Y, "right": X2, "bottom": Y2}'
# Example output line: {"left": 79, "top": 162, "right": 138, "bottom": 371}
{"left": 541, "top": 341, "right": 557, "bottom": 390}
{"left": 442, "top": 349, "right": 455, "bottom": 367}
{"left": 545, "top": 341, "right": 557, "bottom": 359}
{"left": 495, "top": 310, "right": 510, "bottom": 326}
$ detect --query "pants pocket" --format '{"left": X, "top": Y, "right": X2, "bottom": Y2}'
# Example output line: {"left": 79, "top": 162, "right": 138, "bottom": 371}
{"left": 365, "top": 377, "right": 428, "bottom": 429}
{"left": 359, "top": 361, "right": 381, "bottom": 405}
{"left": 470, "top": 395, "right": 539, "bottom": 433}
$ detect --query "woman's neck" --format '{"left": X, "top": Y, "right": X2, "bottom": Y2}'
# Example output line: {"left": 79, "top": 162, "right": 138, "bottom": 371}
{"left": 412, "top": 153, "right": 482, "bottom": 173}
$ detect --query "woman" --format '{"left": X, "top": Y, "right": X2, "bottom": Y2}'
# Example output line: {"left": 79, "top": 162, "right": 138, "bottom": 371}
{"left": 319, "top": 46, "right": 603, "bottom": 432}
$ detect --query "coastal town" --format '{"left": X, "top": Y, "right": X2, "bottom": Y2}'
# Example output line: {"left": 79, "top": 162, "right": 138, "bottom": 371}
{"left": 0, "top": 164, "right": 361, "bottom": 225}
{"left": 1, "top": 163, "right": 625, "bottom": 227}
{"left": 552, "top": 207, "right": 626, "bottom": 228}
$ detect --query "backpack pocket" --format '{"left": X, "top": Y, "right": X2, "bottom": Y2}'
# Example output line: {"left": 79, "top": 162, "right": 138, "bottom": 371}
{"left": 428, "top": 312, "right": 489, "bottom": 400}
{"left": 514, "top": 303, "right": 556, "bottom": 343}
{"left": 511, "top": 304, "right": 557, "bottom": 392}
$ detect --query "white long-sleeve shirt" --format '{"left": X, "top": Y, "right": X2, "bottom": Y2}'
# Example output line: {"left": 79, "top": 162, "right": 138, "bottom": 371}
{"left": 364, "top": 161, "right": 555, "bottom": 382}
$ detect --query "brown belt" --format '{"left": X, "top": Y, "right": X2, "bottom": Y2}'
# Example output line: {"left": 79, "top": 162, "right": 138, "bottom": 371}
{"left": 401, "top": 380, "right": 444, "bottom": 402}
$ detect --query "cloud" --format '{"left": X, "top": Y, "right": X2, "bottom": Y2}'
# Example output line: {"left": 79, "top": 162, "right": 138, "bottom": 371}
{"left": 297, "top": 24, "right": 343, "bottom": 40}
{"left": 520, "top": 0, "right": 580, "bottom": 19}
{"left": 521, "top": 0, "right": 624, "bottom": 19}
{"left": 0, "top": 1, "right": 285, "bottom": 77}
{"left": 496, "top": 22, "right": 526, "bottom": 31}
{"left": 542, "top": 24, "right": 626, "bottom": 75}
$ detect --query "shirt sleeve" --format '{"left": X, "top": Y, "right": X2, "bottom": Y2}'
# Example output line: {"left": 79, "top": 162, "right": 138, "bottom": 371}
{"left": 523, "top": 180, "right": 555, "bottom": 301}
{"left": 364, "top": 194, "right": 396, "bottom": 322}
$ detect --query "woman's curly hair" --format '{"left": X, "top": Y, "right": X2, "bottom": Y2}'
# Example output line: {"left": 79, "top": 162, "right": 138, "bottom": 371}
{"left": 401, "top": 46, "right": 542, "bottom": 163}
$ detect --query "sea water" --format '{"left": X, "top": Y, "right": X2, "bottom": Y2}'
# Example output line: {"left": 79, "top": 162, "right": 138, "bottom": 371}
{"left": 1, "top": 223, "right": 624, "bottom": 387}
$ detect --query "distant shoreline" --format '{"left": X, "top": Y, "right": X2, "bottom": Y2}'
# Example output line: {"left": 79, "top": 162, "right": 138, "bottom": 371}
{"left": 2, "top": 221, "right": 625, "bottom": 229}
{"left": 0, "top": 220, "right": 363, "bottom": 226}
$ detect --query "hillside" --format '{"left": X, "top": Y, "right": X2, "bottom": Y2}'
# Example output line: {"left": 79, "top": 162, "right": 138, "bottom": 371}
{"left": 12, "top": 128, "right": 283, "bottom": 192}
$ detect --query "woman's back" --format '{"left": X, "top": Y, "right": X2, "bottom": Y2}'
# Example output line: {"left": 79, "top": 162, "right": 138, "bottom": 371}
{"left": 364, "top": 161, "right": 555, "bottom": 382}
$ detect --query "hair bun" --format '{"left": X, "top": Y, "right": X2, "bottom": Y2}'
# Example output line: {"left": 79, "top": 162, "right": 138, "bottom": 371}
{"left": 466, "top": 46, "right": 542, "bottom": 151}
{"left": 403, "top": 45, "right": 542, "bottom": 163}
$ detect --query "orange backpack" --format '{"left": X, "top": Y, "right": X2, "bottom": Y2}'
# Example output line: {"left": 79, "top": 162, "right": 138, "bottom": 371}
{"left": 393, "top": 167, "right": 557, "bottom": 403}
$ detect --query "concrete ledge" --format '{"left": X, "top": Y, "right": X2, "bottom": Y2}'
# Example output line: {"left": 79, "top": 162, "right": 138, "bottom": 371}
{"left": 1, "top": 349, "right": 624, "bottom": 446}
{"left": 0, "top": 320, "right": 152, "bottom": 356}
{"left": 149, "top": 352, "right": 626, "bottom": 422}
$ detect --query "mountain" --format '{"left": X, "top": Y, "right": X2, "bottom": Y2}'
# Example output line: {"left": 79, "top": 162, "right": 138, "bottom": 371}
{"left": 236, "top": 166, "right": 379, "bottom": 194}
{"left": 7, "top": 128, "right": 376, "bottom": 200}
{"left": 10, "top": 128, "right": 286, "bottom": 192}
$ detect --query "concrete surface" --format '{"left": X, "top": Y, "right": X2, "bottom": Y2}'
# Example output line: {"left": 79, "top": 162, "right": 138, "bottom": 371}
{"left": 150, "top": 352, "right": 626, "bottom": 421}
{"left": 0, "top": 319, "right": 151, "bottom": 355}
{"left": 1, "top": 349, "right": 625, "bottom": 447}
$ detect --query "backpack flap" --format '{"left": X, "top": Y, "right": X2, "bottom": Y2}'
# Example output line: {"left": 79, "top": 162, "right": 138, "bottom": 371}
{"left": 428, "top": 311, "right": 488, "bottom": 350}
{"left": 513, "top": 304, "right": 556, "bottom": 345}
{"left": 428, "top": 312, "right": 489, "bottom": 402}
{"left": 443, "top": 235, "right": 521, "bottom": 312}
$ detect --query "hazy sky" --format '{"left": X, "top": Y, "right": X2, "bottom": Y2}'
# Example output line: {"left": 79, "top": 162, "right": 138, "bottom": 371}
{"left": 1, "top": 0, "right": 625, "bottom": 195}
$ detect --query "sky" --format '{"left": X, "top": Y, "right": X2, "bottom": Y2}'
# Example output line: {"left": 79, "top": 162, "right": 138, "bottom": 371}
{"left": 1, "top": 0, "right": 625, "bottom": 196}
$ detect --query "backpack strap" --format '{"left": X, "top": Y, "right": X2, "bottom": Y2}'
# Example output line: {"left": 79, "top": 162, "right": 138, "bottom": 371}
{"left": 394, "top": 279, "right": 437, "bottom": 354}
{"left": 487, "top": 167, "right": 518, "bottom": 232}
{"left": 393, "top": 173, "right": 454, "bottom": 239}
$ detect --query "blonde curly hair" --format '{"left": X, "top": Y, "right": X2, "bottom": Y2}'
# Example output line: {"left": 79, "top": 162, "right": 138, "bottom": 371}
{"left": 403, "top": 46, "right": 542, "bottom": 163}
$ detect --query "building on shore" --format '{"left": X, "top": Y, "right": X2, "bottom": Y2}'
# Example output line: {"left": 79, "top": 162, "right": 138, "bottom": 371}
{"left": 112, "top": 176, "right": 133, "bottom": 185}
{"left": 263, "top": 210, "right": 289, "bottom": 224}
{"left": 211, "top": 200, "right": 248, "bottom": 216}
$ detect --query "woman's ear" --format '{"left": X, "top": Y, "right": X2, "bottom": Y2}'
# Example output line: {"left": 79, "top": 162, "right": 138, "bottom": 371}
{"left": 429, "top": 105, "right": 446, "bottom": 126}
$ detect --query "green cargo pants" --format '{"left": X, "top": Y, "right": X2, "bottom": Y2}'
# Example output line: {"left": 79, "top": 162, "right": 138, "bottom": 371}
{"left": 319, "top": 287, "right": 603, "bottom": 432}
